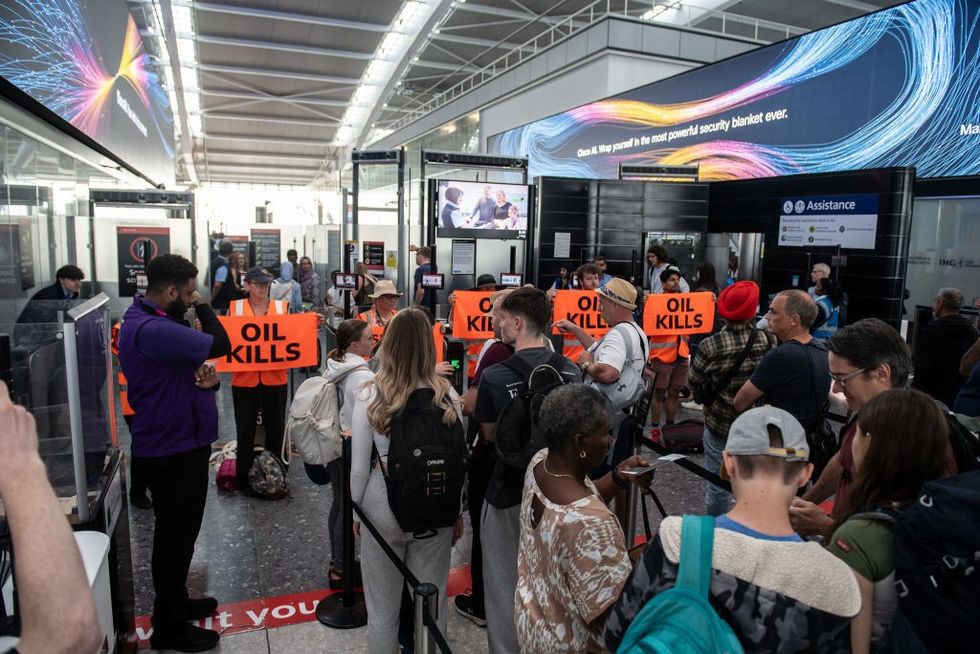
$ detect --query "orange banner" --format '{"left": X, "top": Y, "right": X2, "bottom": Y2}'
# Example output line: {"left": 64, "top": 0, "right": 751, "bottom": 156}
{"left": 642, "top": 291, "right": 715, "bottom": 336}
{"left": 450, "top": 291, "right": 495, "bottom": 340}
{"left": 551, "top": 290, "right": 610, "bottom": 336}
{"left": 214, "top": 314, "right": 318, "bottom": 372}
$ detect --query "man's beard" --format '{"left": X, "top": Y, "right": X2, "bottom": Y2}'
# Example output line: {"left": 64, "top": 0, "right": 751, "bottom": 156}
{"left": 165, "top": 299, "right": 188, "bottom": 321}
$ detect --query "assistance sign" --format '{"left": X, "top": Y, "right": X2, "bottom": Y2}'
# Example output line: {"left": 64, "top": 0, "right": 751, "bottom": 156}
{"left": 450, "top": 291, "right": 495, "bottom": 340}
{"left": 214, "top": 314, "right": 318, "bottom": 372}
{"left": 642, "top": 292, "right": 715, "bottom": 336}
{"left": 778, "top": 194, "right": 879, "bottom": 249}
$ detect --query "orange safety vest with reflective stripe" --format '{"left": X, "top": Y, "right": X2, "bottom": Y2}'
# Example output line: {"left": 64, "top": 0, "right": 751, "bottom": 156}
{"left": 110, "top": 323, "right": 135, "bottom": 417}
{"left": 355, "top": 307, "right": 398, "bottom": 347}
{"left": 229, "top": 298, "right": 289, "bottom": 387}
{"left": 648, "top": 334, "right": 690, "bottom": 364}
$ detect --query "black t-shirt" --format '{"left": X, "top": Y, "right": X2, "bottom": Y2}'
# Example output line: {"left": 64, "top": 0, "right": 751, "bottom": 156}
{"left": 473, "top": 346, "right": 580, "bottom": 509}
{"left": 414, "top": 262, "right": 435, "bottom": 306}
{"left": 749, "top": 339, "right": 830, "bottom": 431}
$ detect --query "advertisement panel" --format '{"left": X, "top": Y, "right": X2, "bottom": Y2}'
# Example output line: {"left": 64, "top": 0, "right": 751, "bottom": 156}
{"left": 489, "top": 0, "right": 980, "bottom": 182}
{"left": 117, "top": 226, "right": 170, "bottom": 297}
{"left": 0, "top": 0, "right": 175, "bottom": 184}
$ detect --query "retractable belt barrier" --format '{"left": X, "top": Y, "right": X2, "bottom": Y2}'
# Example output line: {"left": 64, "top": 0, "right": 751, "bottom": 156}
{"left": 639, "top": 435, "right": 733, "bottom": 494}
{"left": 351, "top": 502, "right": 453, "bottom": 654}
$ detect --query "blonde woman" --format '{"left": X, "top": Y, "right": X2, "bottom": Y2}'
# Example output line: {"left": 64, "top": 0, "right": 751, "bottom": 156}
{"left": 350, "top": 308, "right": 462, "bottom": 651}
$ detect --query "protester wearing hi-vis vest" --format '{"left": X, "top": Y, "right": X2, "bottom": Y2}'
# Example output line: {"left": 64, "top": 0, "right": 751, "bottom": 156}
{"left": 355, "top": 278, "right": 400, "bottom": 347}
{"left": 230, "top": 267, "right": 290, "bottom": 492}
{"left": 648, "top": 268, "right": 690, "bottom": 431}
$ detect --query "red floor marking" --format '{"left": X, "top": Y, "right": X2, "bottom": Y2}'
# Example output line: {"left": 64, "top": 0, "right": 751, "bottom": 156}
{"left": 135, "top": 565, "right": 476, "bottom": 647}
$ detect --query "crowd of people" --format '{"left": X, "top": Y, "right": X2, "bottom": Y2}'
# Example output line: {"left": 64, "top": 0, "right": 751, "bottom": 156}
{"left": 5, "top": 239, "right": 979, "bottom": 654}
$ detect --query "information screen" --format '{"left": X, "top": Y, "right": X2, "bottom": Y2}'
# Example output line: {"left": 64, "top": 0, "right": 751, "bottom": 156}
{"left": 422, "top": 273, "right": 445, "bottom": 289}
{"left": 437, "top": 180, "right": 528, "bottom": 240}
{"left": 500, "top": 273, "right": 524, "bottom": 287}
{"left": 489, "top": 0, "right": 980, "bottom": 182}
{"left": 0, "top": 0, "right": 175, "bottom": 184}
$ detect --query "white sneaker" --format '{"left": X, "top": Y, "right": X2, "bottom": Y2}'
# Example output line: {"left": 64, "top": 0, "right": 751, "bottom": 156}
{"left": 681, "top": 400, "right": 703, "bottom": 411}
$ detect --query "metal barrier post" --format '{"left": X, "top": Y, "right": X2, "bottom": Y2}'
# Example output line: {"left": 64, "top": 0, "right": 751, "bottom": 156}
{"left": 317, "top": 440, "right": 368, "bottom": 628}
{"left": 624, "top": 435, "right": 641, "bottom": 543}
{"left": 414, "top": 583, "right": 439, "bottom": 654}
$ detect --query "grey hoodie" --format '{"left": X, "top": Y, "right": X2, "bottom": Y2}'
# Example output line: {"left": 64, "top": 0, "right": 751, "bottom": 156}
{"left": 325, "top": 352, "right": 374, "bottom": 431}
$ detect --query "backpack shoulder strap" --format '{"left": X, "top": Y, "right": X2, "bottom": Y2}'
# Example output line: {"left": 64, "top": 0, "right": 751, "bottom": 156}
{"left": 500, "top": 353, "right": 534, "bottom": 380}
{"left": 676, "top": 515, "right": 715, "bottom": 598}
{"left": 613, "top": 321, "right": 649, "bottom": 363}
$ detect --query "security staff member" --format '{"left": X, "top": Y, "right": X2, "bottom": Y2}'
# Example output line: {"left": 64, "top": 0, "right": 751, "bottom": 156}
{"left": 118, "top": 254, "right": 230, "bottom": 652}
{"left": 229, "top": 267, "right": 289, "bottom": 492}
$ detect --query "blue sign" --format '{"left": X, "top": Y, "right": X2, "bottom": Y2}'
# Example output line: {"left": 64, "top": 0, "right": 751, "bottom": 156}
{"left": 780, "top": 194, "right": 879, "bottom": 216}
{"left": 778, "top": 194, "right": 879, "bottom": 249}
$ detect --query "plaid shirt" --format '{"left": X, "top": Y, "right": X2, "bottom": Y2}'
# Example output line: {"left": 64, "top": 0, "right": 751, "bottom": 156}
{"left": 688, "top": 322, "right": 777, "bottom": 438}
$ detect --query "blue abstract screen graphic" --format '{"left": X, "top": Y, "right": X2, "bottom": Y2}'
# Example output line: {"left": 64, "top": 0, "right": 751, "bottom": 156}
{"left": 489, "top": 0, "right": 980, "bottom": 182}
{"left": 0, "top": 0, "right": 175, "bottom": 185}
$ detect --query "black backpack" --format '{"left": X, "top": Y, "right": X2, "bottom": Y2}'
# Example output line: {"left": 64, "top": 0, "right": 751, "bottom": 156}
{"left": 494, "top": 353, "right": 569, "bottom": 469}
{"left": 379, "top": 388, "right": 468, "bottom": 533}
{"left": 943, "top": 407, "right": 980, "bottom": 472}
{"left": 854, "top": 471, "right": 980, "bottom": 653}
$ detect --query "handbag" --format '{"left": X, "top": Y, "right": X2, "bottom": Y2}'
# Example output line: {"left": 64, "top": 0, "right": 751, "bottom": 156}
{"left": 795, "top": 341, "right": 837, "bottom": 479}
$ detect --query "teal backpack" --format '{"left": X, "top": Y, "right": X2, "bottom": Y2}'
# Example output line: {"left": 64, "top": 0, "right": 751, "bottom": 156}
{"left": 617, "top": 515, "right": 745, "bottom": 654}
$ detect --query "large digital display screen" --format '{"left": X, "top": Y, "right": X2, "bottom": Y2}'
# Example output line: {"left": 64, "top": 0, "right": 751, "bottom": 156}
{"left": 0, "top": 0, "right": 175, "bottom": 185}
{"left": 436, "top": 180, "right": 528, "bottom": 239}
{"left": 489, "top": 0, "right": 980, "bottom": 181}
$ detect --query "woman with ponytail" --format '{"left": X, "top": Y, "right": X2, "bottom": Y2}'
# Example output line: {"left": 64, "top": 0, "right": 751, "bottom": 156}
{"left": 319, "top": 319, "right": 374, "bottom": 589}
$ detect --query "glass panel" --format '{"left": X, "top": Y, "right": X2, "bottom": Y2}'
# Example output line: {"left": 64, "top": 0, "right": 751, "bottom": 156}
{"left": 908, "top": 198, "right": 980, "bottom": 311}
{"left": 645, "top": 231, "right": 705, "bottom": 284}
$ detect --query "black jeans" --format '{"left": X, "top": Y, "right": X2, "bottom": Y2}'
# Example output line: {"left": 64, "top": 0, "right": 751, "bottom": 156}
{"left": 232, "top": 384, "right": 287, "bottom": 486}
{"left": 136, "top": 446, "right": 211, "bottom": 633}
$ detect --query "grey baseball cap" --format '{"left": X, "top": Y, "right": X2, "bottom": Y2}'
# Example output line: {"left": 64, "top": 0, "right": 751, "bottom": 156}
{"left": 725, "top": 406, "right": 809, "bottom": 462}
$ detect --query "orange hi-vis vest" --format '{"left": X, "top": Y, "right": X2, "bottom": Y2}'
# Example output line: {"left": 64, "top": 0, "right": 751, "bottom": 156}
{"left": 110, "top": 323, "right": 134, "bottom": 417}
{"left": 355, "top": 306, "right": 398, "bottom": 346}
{"left": 229, "top": 298, "right": 289, "bottom": 387}
{"left": 648, "top": 334, "right": 690, "bottom": 364}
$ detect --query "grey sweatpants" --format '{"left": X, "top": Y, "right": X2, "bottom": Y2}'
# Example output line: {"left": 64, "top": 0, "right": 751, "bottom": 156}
{"left": 359, "top": 469, "right": 452, "bottom": 653}
{"left": 480, "top": 501, "right": 522, "bottom": 654}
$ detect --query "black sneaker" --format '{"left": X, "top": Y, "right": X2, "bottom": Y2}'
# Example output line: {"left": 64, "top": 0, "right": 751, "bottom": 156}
{"left": 453, "top": 593, "right": 486, "bottom": 628}
{"left": 129, "top": 492, "right": 153, "bottom": 510}
{"left": 149, "top": 623, "right": 219, "bottom": 652}
{"left": 185, "top": 596, "right": 218, "bottom": 620}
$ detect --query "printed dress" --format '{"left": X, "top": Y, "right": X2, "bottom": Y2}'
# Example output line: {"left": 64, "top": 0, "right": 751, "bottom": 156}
{"left": 515, "top": 449, "right": 632, "bottom": 653}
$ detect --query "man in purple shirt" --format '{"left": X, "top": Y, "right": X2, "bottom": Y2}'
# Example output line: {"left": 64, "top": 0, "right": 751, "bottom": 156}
{"left": 118, "top": 255, "right": 230, "bottom": 652}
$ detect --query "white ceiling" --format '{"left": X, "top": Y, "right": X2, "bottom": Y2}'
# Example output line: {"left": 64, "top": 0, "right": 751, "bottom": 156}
{"left": 131, "top": 0, "right": 908, "bottom": 187}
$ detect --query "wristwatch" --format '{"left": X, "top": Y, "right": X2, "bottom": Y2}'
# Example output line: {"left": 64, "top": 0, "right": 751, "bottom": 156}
{"left": 580, "top": 361, "right": 591, "bottom": 375}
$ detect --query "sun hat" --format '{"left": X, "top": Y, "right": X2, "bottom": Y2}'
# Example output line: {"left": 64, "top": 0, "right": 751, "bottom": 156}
{"left": 596, "top": 278, "right": 638, "bottom": 310}
{"left": 368, "top": 279, "right": 402, "bottom": 298}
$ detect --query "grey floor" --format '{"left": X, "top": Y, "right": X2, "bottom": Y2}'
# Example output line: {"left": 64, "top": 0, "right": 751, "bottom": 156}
{"left": 120, "top": 372, "right": 708, "bottom": 653}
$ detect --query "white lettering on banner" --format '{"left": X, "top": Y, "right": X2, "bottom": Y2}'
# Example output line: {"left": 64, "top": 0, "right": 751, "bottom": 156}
{"left": 271, "top": 605, "right": 296, "bottom": 620}
{"left": 246, "top": 608, "right": 268, "bottom": 626}
{"left": 960, "top": 123, "right": 980, "bottom": 135}
{"left": 115, "top": 90, "right": 148, "bottom": 137}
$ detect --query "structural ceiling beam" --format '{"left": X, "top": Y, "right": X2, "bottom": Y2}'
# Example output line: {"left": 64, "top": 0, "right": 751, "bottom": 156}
{"left": 189, "top": 1, "right": 389, "bottom": 32}
{"left": 194, "top": 33, "right": 374, "bottom": 60}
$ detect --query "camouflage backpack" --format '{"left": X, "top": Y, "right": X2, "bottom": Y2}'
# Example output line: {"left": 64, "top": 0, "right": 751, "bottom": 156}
{"left": 249, "top": 451, "right": 289, "bottom": 499}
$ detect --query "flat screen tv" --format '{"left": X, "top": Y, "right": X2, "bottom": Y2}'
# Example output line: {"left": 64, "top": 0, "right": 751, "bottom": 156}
{"left": 436, "top": 180, "right": 528, "bottom": 239}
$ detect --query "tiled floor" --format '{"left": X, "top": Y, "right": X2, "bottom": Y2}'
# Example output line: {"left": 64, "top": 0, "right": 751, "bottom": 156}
{"left": 122, "top": 372, "right": 709, "bottom": 653}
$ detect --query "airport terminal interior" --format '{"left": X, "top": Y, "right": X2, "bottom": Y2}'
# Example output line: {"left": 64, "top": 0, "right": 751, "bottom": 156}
{"left": 1, "top": 0, "right": 980, "bottom": 653}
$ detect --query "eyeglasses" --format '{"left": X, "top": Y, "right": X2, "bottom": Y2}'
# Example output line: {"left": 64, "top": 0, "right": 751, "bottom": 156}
{"left": 831, "top": 368, "right": 867, "bottom": 388}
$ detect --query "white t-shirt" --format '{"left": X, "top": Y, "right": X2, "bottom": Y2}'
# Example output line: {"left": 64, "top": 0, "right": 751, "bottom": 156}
{"left": 588, "top": 321, "right": 647, "bottom": 373}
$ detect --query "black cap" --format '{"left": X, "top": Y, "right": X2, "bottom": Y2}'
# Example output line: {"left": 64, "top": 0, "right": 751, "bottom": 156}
{"left": 244, "top": 266, "right": 273, "bottom": 283}
{"left": 476, "top": 274, "right": 497, "bottom": 288}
